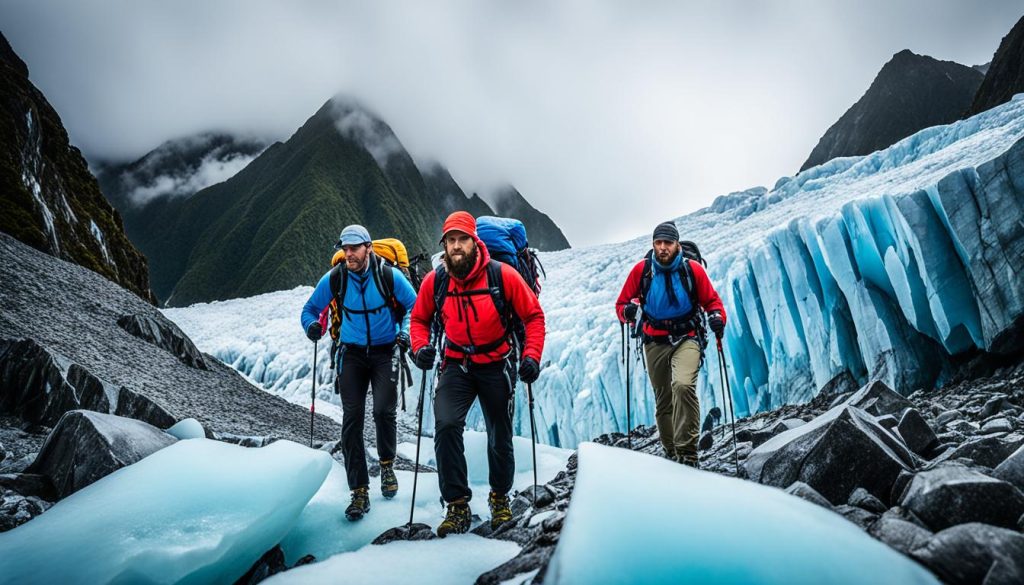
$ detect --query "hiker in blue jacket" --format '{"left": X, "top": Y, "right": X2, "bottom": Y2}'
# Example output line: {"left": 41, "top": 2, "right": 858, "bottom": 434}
{"left": 300, "top": 225, "right": 417, "bottom": 521}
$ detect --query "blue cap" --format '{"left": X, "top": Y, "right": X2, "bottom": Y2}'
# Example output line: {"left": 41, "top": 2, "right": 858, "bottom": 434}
{"left": 334, "top": 224, "right": 372, "bottom": 249}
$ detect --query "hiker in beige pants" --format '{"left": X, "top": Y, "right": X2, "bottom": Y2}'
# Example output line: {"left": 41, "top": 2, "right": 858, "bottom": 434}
{"left": 645, "top": 339, "right": 703, "bottom": 461}
{"left": 616, "top": 221, "right": 726, "bottom": 467}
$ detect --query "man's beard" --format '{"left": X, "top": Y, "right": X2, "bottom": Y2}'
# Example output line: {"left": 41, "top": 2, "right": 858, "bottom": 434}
{"left": 446, "top": 247, "right": 478, "bottom": 279}
{"left": 346, "top": 256, "right": 368, "bottom": 273}
{"left": 655, "top": 247, "right": 679, "bottom": 265}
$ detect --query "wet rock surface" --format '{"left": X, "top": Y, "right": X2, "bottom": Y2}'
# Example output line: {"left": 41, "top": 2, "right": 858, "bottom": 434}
{"left": 25, "top": 410, "right": 177, "bottom": 499}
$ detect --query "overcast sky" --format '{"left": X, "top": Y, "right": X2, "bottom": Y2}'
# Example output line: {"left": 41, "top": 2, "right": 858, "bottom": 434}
{"left": 2, "top": 1, "right": 1021, "bottom": 246}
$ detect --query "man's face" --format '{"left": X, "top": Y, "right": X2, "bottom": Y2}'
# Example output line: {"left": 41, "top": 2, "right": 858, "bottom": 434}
{"left": 653, "top": 239, "right": 680, "bottom": 264}
{"left": 444, "top": 231, "right": 476, "bottom": 272}
{"left": 342, "top": 243, "right": 371, "bottom": 272}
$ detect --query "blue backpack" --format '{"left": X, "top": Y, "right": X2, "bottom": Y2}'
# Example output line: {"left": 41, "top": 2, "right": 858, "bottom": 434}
{"left": 476, "top": 216, "right": 544, "bottom": 295}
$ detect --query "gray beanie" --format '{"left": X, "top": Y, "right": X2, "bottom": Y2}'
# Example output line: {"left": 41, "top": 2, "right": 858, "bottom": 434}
{"left": 653, "top": 221, "right": 679, "bottom": 242}
{"left": 335, "top": 224, "right": 372, "bottom": 249}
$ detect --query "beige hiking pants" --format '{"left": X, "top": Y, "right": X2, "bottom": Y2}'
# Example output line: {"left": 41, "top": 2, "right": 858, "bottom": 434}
{"left": 644, "top": 339, "right": 702, "bottom": 461}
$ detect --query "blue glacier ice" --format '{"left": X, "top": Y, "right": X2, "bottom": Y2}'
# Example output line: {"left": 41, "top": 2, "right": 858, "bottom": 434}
{"left": 0, "top": 439, "right": 332, "bottom": 585}
{"left": 166, "top": 95, "right": 1024, "bottom": 449}
{"left": 547, "top": 443, "right": 939, "bottom": 585}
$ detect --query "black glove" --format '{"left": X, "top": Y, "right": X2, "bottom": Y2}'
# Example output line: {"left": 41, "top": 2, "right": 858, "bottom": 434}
{"left": 707, "top": 311, "right": 725, "bottom": 338}
{"left": 395, "top": 331, "right": 410, "bottom": 352}
{"left": 305, "top": 322, "right": 323, "bottom": 342}
{"left": 414, "top": 346, "right": 437, "bottom": 370}
{"left": 519, "top": 357, "right": 540, "bottom": 384}
{"left": 623, "top": 302, "right": 639, "bottom": 322}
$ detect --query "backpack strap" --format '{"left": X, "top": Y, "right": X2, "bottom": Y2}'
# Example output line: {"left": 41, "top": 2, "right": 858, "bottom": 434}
{"left": 431, "top": 260, "right": 515, "bottom": 356}
{"left": 370, "top": 256, "right": 406, "bottom": 324}
{"left": 329, "top": 264, "right": 349, "bottom": 309}
{"left": 637, "top": 251, "right": 697, "bottom": 307}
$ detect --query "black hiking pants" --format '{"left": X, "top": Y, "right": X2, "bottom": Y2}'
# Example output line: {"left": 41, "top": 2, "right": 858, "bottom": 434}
{"left": 336, "top": 344, "right": 398, "bottom": 490}
{"left": 434, "top": 357, "right": 518, "bottom": 503}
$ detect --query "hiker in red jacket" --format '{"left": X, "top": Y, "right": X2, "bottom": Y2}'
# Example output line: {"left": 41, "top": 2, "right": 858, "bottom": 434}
{"left": 410, "top": 211, "right": 545, "bottom": 537}
{"left": 616, "top": 221, "right": 726, "bottom": 467}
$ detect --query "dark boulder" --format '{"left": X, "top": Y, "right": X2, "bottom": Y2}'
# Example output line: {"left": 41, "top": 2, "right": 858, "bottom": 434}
{"left": 993, "top": 445, "right": 1024, "bottom": 492}
{"left": 901, "top": 465, "right": 1024, "bottom": 531}
{"left": 842, "top": 380, "right": 913, "bottom": 418}
{"left": 114, "top": 386, "right": 177, "bottom": 429}
{"left": 0, "top": 472, "right": 55, "bottom": 500}
{"left": 911, "top": 523, "right": 1024, "bottom": 585}
{"left": 769, "top": 418, "right": 806, "bottom": 436}
{"left": 784, "top": 481, "right": 832, "bottom": 508}
{"left": 875, "top": 414, "right": 899, "bottom": 433}
{"left": 897, "top": 408, "right": 939, "bottom": 457}
{"left": 0, "top": 489, "right": 51, "bottom": 532}
{"left": 698, "top": 430, "right": 713, "bottom": 451}
{"left": 0, "top": 338, "right": 176, "bottom": 429}
{"left": 937, "top": 434, "right": 1024, "bottom": 468}
{"left": 1, "top": 338, "right": 83, "bottom": 426}
{"left": 745, "top": 405, "right": 916, "bottom": 505}
{"left": 117, "top": 314, "right": 208, "bottom": 370}
{"left": 848, "top": 487, "right": 887, "bottom": 514}
{"left": 233, "top": 545, "right": 287, "bottom": 585}
{"left": 25, "top": 410, "right": 176, "bottom": 499}
{"left": 981, "top": 396, "right": 1011, "bottom": 419}
{"left": 980, "top": 418, "right": 1013, "bottom": 435}
{"left": 936, "top": 410, "right": 962, "bottom": 426}
{"left": 833, "top": 505, "right": 879, "bottom": 530}
{"left": 372, "top": 523, "right": 437, "bottom": 544}
{"left": 868, "top": 507, "right": 933, "bottom": 555}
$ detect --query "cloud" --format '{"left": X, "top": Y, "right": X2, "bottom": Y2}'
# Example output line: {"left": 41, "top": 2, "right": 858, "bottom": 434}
{"left": 1, "top": 0, "right": 1020, "bottom": 245}
{"left": 331, "top": 99, "right": 404, "bottom": 167}
{"left": 124, "top": 151, "right": 262, "bottom": 205}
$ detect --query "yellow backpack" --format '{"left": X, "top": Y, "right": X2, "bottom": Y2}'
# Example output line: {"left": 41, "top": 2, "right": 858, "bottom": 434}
{"left": 327, "top": 238, "right": 424, "bottom": 340}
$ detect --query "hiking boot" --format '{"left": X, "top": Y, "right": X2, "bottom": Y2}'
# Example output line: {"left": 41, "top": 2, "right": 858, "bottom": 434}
{"left": 345, "top": 486, "right": 370, "bottom": 521}
{"left": 380, "top": 459, "right": 398, "bottom": 499}
{"left": 678, "top": 454, "right": 699, "bottom": 469}
{"left": 488, "top": 491, "right": 513, "bottom": 529}
{"left": 436, "top": 499, "right": 471, "bottom": 538}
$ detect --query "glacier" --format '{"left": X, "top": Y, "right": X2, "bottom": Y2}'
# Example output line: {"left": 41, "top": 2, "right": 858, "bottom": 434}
{"left": 547, "top": 443, "right": 939, "bottom": 585}
{"left": 166, "top": 94, "right": 1024, "bottom": 449}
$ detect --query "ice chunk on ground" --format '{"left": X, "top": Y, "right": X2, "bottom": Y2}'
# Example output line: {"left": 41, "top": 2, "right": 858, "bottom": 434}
{"left": 267, "top": 535, "right": 519, "bottom": 585}
{"left": 547, "top": 442, "right": 939, "bottom": 585}
{"left": 281, "top": 430, "right": 570, "bottom": 564}
{"left": 166, "top": 417, "right": 206, "bottom": 440}
{"left": 0, "top": 439, "right": 331, "bottom": 584}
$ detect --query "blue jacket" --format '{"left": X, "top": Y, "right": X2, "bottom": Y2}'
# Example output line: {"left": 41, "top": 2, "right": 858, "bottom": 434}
{"left": 300, "top": 262, "right": 417, "bottom": 347}
{"left": 643, "top": 253, "right": 694, "bottom": 321}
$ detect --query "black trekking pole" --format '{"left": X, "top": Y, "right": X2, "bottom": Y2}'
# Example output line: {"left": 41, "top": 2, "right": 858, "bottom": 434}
{"left": 625, "top": 322, "right": 632, "bottom": 451}
{"left": 717, "top": 348, "right": 729, "bottom": 443}
{"left": 408, "top": 367, "right": 429, "bottom": 527}
{"left": 309, "top": 339, "right": 317, "bottom": 448}
{"left": 717, "top": 338, "right": 739, "bottom": 475}
{"left": 527, "top": 382, "right": 539, "bottom": 504}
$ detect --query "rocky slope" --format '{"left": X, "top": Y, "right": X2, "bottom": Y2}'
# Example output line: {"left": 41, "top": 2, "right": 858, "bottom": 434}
{"left": 0, "top": 232, "right": 343, "bottom": 530}
{"left": 800, "top": 50, "right": 983, "bottom": 172}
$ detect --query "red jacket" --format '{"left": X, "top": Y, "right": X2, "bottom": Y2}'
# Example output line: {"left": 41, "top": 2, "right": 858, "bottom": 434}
{"left": 615, "top": 257, "right": 726, "bottom": 337}
{"left": 411, "top": 240, "right": 545, "bottom": 364}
